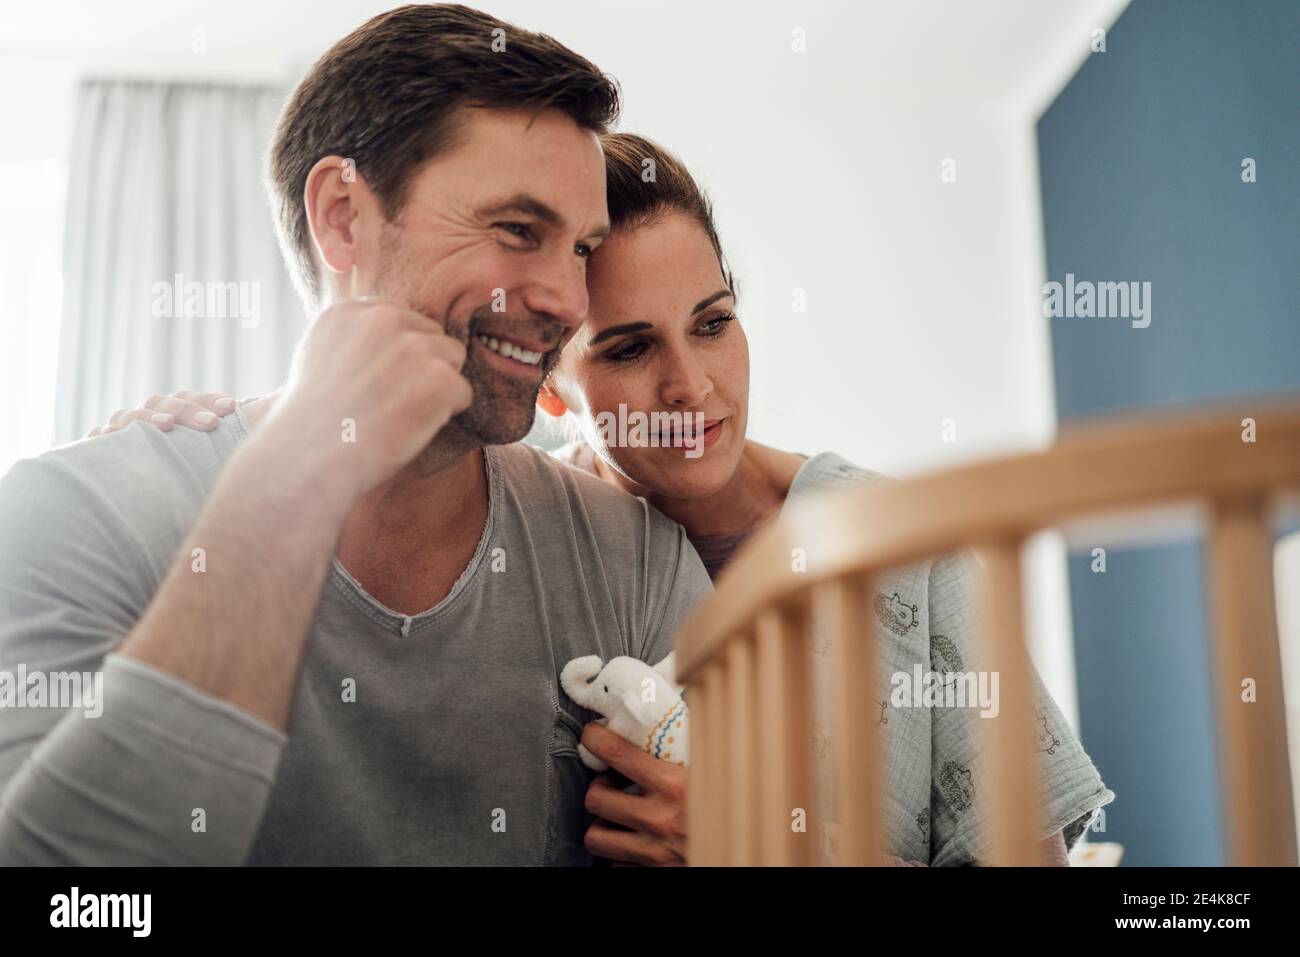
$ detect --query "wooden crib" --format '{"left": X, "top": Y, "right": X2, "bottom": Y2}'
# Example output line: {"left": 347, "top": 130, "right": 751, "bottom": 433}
{"left": 675, "top": 398, "right": 1300, "bottom": 866}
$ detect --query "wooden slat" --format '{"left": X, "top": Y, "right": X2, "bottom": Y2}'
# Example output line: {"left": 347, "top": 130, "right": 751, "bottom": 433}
{"left": 972, "top": 539, "right": 1042, "bottom": 865}
{"left": 755, "top": 606, "right": 813, "bottom": 865}
{"left": 1206, "top": 494, "right": 1298, "bottom": 865}
{"left": 725, "top": 635, "right": 758, "bottom": 865}
{"left": 686, "top": 662, "right": 719, "bottom": 866}
{"left": 818, "top": 574, "right": 883, "bottom": 865}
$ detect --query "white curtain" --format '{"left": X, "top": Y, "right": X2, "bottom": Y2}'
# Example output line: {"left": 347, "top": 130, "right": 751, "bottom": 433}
{"left": 55, "top": 80, "right": 303, "bottom": 442}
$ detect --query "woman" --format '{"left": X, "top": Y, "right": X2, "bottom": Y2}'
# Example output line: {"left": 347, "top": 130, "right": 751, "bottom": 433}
{"left": 93, "top": 133, "right": 1112, "bottom": 866}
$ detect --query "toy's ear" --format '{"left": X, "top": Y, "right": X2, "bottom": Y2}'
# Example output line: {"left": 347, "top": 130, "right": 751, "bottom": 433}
{"left": 652, "top": 652, "right": 676, "bottom": 684}
{"left": 652, "top": 652, "right": 685, "bottom": 695}
{"left": 537, "top": 379, "right": 568, "bottom": 418}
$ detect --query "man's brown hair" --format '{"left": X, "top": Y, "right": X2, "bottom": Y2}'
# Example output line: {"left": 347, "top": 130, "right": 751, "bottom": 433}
{"left": 599, "top": 132, "right": 735, "bottom": 296}
{"left": 267, "top": 3, "right": 621, "bottom": 310}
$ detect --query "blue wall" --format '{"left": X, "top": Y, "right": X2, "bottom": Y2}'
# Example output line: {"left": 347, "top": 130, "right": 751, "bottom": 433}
{"left": 1037, "top": 0, "right": 1300, "bottom": 865}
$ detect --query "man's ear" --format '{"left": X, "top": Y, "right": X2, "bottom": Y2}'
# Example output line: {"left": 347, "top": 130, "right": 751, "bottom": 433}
{"left": 537, "top": 379, "right": 569, "bottom": 418}
{"left": 304, "top": 155, "right": 370, "bottom": 277}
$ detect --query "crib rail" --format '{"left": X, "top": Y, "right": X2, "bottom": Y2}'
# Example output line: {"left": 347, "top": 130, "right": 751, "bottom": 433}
{"left": 677, "top": 398, "right": 1300, "bottom": 865}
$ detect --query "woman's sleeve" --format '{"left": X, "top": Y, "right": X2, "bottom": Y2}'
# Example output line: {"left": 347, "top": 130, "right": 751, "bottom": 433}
{"left": 926, "top": 550, "right": 1115, "bottom": 865}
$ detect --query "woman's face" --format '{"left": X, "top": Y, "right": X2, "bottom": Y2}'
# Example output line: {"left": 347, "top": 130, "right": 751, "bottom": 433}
{"left": 543, "top": 210, "right": 749, "bottom": 499}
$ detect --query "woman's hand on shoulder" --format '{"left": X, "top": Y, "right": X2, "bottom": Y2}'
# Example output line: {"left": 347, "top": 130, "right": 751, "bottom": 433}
{"left": 86, "top": 391, "right": 237, "bottom": 437}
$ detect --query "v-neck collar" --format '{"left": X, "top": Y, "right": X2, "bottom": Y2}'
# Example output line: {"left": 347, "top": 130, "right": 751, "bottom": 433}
{"left": 228, "top": 403, "right": 498, "bottom": 637}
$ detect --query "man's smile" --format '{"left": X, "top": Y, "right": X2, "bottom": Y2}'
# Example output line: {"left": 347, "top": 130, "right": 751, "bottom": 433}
{"left": 469, "top": 329, "right": 563, "bottom": 382}
{"left": 474, "top": 332, "right": 546, "bottom": 366}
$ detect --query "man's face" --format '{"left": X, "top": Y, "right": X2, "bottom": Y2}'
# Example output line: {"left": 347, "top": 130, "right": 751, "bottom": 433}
{"left": 366, "top": 106, "right": 609, "bottom": 446}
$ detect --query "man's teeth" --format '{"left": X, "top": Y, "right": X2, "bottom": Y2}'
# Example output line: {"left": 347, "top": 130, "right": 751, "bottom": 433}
{"left": 476, "top": 334, "right": 544, "bottom": 366}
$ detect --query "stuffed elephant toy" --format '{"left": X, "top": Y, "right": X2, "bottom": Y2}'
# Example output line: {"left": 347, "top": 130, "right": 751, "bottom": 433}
{"left": 560, "top": 651, "right": 689, "bottom": 771}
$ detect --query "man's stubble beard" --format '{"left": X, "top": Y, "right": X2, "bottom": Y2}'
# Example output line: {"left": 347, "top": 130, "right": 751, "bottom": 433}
{"left": 373, "top": 237, "right": 548, "bottom": 465}
{"left": 453, "top": 320, "right": 544, "bottom": 441}
{"left": 406, "top": 345, "right": 556, "bottom": 478}
{"left": 446, "top": 302, "right": 561, "bottom": 445}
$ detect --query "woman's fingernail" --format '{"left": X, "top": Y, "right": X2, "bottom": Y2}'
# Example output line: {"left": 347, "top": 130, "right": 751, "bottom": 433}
{"left": 195, "top": 411, "right": 217, "bottom": 425}
{"left": 214, "top": 397, "right": 236, "bottom": 411}
{"left": 151, "top": 413, "right": 172, "bottom": 425}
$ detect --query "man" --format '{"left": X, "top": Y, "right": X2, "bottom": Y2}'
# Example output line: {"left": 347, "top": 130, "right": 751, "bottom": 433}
{"left": 0, "top": 4, "right": 711, "bottom": 865}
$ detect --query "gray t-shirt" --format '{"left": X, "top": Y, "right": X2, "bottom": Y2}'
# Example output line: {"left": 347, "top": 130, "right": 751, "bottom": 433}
{"left": 0, "top": 408, "right": 712, "bottom": 865}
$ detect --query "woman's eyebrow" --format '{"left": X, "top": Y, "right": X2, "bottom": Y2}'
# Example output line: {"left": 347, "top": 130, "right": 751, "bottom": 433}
{"left": 588, "top": 291, "right": 732, "bottom": 347}
{"left": 589, "top": 321, "right": 652, "bottom": 346}
{"left": 691, "top": 289, "right": 733, "bottom": 314}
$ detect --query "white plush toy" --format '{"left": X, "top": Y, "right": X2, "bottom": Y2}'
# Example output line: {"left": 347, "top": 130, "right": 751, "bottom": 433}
{"left": 560, "top": 651, "right": 689, "bottom": 771}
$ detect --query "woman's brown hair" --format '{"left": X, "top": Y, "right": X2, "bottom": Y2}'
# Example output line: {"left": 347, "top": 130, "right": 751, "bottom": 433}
{"left": 599, "top": 133, "right": 735, "bottom": 296}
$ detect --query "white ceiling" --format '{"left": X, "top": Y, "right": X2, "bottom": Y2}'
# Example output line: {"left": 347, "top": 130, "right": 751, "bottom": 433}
{"left": 1, "top": 0, "right": 1127, "bottom": 112}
